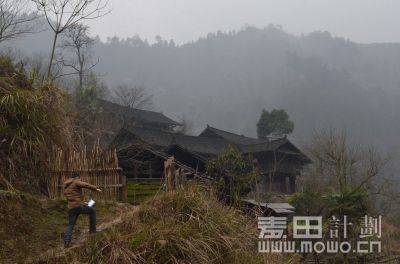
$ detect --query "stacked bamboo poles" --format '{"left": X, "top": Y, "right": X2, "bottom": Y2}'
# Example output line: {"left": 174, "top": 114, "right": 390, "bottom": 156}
{"left": 48, "top": 142, "right": 126, "bottom": 201}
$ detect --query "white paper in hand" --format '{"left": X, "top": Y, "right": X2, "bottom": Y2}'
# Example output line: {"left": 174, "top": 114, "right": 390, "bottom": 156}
{"left": 88, "top": 199, "right": 95, "bottom": 207}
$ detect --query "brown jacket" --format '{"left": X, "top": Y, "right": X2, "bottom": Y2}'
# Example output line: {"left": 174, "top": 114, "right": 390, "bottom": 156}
{"left": 63, "top": 178, "right": 98, "bottom": 209}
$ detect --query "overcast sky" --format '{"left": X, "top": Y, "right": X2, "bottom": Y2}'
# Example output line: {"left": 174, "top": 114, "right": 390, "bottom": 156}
{"left": 85, "top": 0, "right": 400, "bottom": 44}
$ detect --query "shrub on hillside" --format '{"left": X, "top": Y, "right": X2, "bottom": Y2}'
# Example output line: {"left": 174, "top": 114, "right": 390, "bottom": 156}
{"left": 0, "top": 57, "right": 72, "bottom": 192}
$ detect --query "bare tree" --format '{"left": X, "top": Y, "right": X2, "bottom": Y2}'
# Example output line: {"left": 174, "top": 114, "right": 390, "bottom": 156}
{"left": 61, "top": 23, "right": 97, "bottom": 90}
{"left": 31, "top": 0, "right": 108, "bottom": 80}
{"left": 0, "top": 0, "right": 37, "bottom": 43}
{"left": 299, "top": 128, "right": 390, "bottom": 196}
{"left": 113, "top": 84, "right": 153, "bottom": 110}
{"left": 293, "top": 128, "right": 395, "bottom": 263}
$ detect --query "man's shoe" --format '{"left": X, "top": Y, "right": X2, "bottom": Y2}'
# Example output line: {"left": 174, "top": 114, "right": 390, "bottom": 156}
{"left": 64, "top": 241, "right": 72, "bottom": 248}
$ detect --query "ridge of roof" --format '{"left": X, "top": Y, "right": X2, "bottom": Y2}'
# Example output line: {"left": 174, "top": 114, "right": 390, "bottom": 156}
{"left": 124, "top": 126, "right": 230, "bottom": 155}
{"left": 206, "top": 125, "right": 254, "bottom": 138}
{"left": 97, "top": 99, "right": 180, "bottom": 126}
{"left": 239, "top": 138, "right": 288, "bottom": 153}
{"left": 201, "top": 125, "right": 266, "bottom": 145}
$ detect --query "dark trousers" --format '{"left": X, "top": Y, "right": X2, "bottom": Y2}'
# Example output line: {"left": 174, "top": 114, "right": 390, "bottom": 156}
{"left": 64, "top": 205, "right": 96, "bottom": 243}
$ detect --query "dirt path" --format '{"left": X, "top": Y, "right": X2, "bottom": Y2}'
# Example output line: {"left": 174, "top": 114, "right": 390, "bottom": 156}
{"left": 69, "top": 205, "right": 139, "bottom": 249}
{"left": 31, "top": 205, "right": 139, "bottom": 262}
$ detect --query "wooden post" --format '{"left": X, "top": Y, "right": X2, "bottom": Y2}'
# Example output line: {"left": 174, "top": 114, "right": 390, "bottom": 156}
{"left": 149, "top": 162, "right": 153, "bottom": 178}
{"left": 164, "top": 156, "right": 176, "bottom": 192}
{"left": 119, "top": 170, "right": 127, "bottom": 202}
{"left": 174, "top": 168, "right": 180, "bottom": 189}
{"left": 285, "top": 176, "right": 290, "bottom": 194}
{"left": 269, "top": 170, "right": 272, "bottom": 193}
{"left": 133, "top": 161, "right": 138, "bottom": 179}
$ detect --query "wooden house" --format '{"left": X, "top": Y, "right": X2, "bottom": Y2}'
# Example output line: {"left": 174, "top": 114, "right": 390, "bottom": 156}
{"left": 110, "top": 124, "right": 311, "bottom": 195}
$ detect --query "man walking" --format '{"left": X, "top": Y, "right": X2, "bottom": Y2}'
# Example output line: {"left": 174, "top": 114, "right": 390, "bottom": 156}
{"left": 63, "top": 172, "right": 102, "bottom": 248}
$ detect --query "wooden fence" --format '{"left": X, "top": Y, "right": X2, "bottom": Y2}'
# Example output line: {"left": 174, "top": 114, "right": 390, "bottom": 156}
{"left": 48, "top": 145, "right": 127, "bottom": 202}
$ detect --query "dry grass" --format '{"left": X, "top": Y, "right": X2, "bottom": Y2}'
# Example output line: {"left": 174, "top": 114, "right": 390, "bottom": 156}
{"left": 0, "top": 56, "right": 72, "bottom": 192}
{"left": 382, "top": 220, "right": 400, "bottom": 255}
{"left": 46, "top": 187, "right": 283, "bottom": 264}
{"left": 0, "top": 190, "right": 133, "bottom": 263}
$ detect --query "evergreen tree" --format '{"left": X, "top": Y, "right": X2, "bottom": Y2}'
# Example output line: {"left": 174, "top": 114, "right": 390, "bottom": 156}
{"left": 256, "top": 109, "right": 294, "bottom": 139}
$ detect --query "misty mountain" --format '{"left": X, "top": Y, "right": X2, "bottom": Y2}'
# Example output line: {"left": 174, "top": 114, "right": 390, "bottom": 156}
{"left": 6, "top": 25, "right": 400, "bottom": 154}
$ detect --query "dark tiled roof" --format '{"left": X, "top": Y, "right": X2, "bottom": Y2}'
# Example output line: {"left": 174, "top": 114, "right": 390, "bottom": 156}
{"left": 98, "top": 99, "right": 180, "bottom": 126}
{"left": 199, "top": 125, "right": 265, "bottom": 145}
{"left": 174, "top": 134, "right": 229, "bottom": 155}
{"left": 116, "top": 126, "right": 310, "bottom": 162}
{"left": 240, "top": 138, "right": 288, "bottom": 153}
{"left": 241, "top": 139, "right": 312, "bottom": 163}
{"left": 199, "top": 126, "right": 311, "bottom": 162}
{"left": 124, "top": 127, "right": 230, "bottom": 155}
{"left": 124, "top": 127, "right": 174, "bottom": 147}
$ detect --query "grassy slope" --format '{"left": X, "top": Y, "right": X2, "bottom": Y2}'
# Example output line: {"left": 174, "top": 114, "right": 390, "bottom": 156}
{"left": 54, "top": 188, "right": 285, "bottom": 264}
{"left": 1, "top": 188, "right": 286, "bottom": 264}
{"left": 0, "top": 190, "right": 132, "bottom": 263}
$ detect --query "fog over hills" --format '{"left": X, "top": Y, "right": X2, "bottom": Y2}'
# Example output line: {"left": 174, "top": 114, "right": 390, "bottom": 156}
{"left": 8, "top": 25, "right": 400, "bottom": 157}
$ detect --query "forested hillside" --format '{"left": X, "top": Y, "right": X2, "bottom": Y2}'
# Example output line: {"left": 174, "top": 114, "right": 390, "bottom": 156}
{"left": 9, "top": 25, "right": 400, "bottom": 154}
